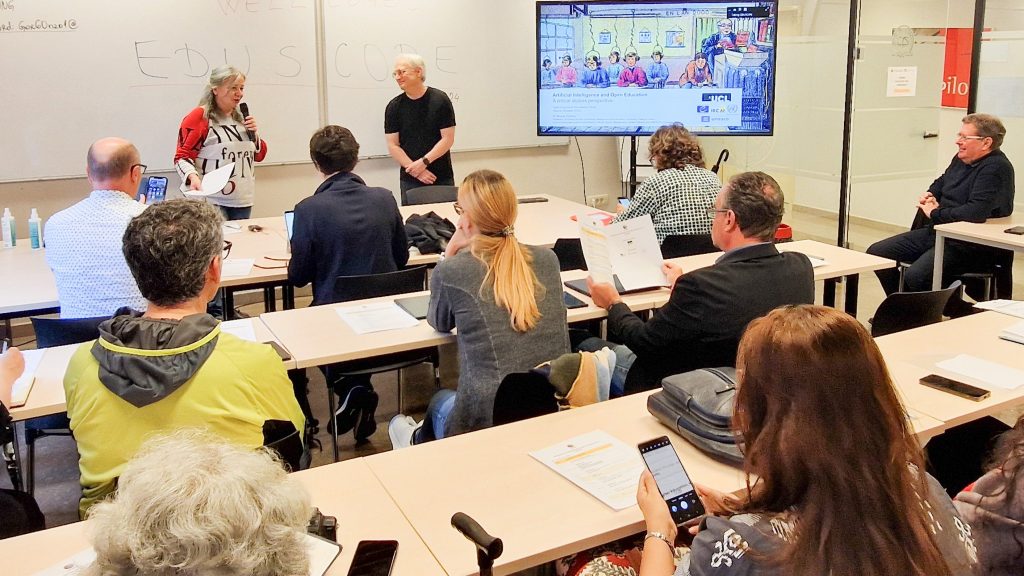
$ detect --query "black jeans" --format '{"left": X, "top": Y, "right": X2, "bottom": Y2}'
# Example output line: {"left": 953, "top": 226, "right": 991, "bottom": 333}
{"left": 867, "top": 227, "right": 1001, "bottom": 295}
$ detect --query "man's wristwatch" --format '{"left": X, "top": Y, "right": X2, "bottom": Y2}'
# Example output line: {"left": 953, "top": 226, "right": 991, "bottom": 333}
{"left": 421, "top": 156, "right": 431, "bottom": 167}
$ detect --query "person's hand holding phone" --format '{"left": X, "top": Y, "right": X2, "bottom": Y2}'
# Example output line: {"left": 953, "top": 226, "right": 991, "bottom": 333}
{"left": 637, "top": 470, "right": 678, "bottom": 541}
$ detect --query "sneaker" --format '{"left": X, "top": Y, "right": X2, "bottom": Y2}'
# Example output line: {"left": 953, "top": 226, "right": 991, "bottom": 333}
{"left": 354, "top": 390, "right": 379, "bottom": 445}
{"left": 330, "top": 385, "right": 368, "bottom": 436}
{"left": 388, "top": 414, "right": 422, "bottom": 450}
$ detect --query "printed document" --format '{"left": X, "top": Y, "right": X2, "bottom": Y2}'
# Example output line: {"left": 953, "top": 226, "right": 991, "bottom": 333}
{"left": 975, "top": 299, "right": 1024, "bottom": 319}
{"left": 11, "top": 348, "right": 43, "bottom": 407}
{"left": 936, "top": 354, "right": 1024, "bottom": 390}
{"left": 220, "top": 318, "right": 258, "bottom": 342}
{"left": 336, "top": 301, "right": 420, "bottom": 334}
{"left": 530, "top": 430, "right": 645, "bottom": 510}
{"left": 578, "top": 214, "right": 667, "bottom": 291}
{"left": 221, "top": 258, "right": 255, "bottom": 278}
{"left": 184, "top": 163, "right": 235, "bottom": 197}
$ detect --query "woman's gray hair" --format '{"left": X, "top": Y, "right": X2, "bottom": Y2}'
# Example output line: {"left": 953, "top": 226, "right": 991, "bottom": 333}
{"left": 395, "top": 53, "right": 426, "bottom": 81}
{"left": 198, "top": 65, "right": 245, "bottom": 121}
{"left": 85, "top": 430, "right": 311, "bottom": 576}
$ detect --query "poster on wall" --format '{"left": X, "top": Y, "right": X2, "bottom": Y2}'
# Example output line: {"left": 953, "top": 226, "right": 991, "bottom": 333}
{"left": 886, "top": 66, "right": 918, "bottom": 97}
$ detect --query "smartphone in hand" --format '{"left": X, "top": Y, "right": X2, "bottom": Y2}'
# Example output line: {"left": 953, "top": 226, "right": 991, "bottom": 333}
{"left": 638, "top": 436, "right": 706, "bottom": 525}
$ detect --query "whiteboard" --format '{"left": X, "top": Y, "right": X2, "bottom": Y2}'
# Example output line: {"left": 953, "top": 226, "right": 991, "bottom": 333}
{"left": 323, "top": 0, "right": 569, "bottom": 158}
{"left": 0, "top": 0, "right": 320, "bottom": 182}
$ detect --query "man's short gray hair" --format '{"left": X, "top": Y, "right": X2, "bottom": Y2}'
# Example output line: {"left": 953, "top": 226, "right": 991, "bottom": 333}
{"left": 86, "top": 430, "right": 311, "bottom": 576}
{"left": 123, "top": 199, "right": 223, "bottom": 307}
{"left": 963, "top": 113, "right": 1006, "bottom": 149}
{"left": 723, "top": 171, "right": 785, "bottom": 242}
{"left": 396, "top": 53, "right": 426, "bottom": 81}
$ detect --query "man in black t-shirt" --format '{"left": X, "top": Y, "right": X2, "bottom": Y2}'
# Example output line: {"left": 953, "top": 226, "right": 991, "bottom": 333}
{"left": 384, "top": 54, "right": 457, "bottom": 203}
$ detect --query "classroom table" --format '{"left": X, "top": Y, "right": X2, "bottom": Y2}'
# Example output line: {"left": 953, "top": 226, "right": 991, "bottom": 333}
{"left": 931, "top": 215, "right": 1024, "bottom": 290}
{"left": 876, "top": 310, "right": 1024, "bottom": 428}
{"left": 0, "top": 458, "right": 445, "bottom": 576}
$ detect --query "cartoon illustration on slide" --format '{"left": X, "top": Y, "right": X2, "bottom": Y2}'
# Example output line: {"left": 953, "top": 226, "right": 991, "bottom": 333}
{"left": 701, "top": 19, "right": 736, "bottom": 75}
{"left": 555, "top": 54, "right": 578, "bottom": 87}
{"left": 678, "top": 52, "right": 712, "bottom": 88}
{"left": 617, "top": 51, "right": 648, "bottom": 87}
{"left": 647, "top": 50, "right": 670, "bottom": 88}
{"left": 581, "top": 54, "right": 611, "bottom": 88}
{"left": 540, "top": 58, "right": 557, "bottom": 87}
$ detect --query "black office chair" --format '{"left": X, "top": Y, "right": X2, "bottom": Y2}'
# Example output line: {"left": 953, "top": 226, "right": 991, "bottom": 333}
{"left": 404, "top": 185, "right": 459, "bottom": 206}
{"left": 870, "top": 280, "right": 961, "bottom": 338}
{"left": 492, "top": 372, "right": 558, "bottom": 426}
{"left": 552, "top": 238, "right": 587, "bottom": 271}
{"left": 22, "top": 316, "right": 107, "bottom": 493}
{"left": 324, "top": 266, "right": 440, "bottom": 460}
{"left": 660, "top": 233, "right": 719, "bottom": 259}
{"left": 262, "top": 419, "right": 306, "bottom": 472}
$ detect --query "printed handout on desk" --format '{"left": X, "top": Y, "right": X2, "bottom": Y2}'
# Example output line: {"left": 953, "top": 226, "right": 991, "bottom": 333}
{"left": 336, "top": 301, "right": 420, "bottom": 334}
{"left": 220, "top": 318, "right": 258, "bottom": 342}
{"left": 578, "top": 214, "right": 667, "bottom": 292}
{"left": 777, "top": 247, "right": 827, "bottom": 268}
{"left": 35, "top": 534, "right": 340, "bottom": 576}
{"left": 530, "top": 429, "right": 645, "bottom": 510}
{"left": 975, "top": 299, "right": 1024, "bottom": 319}
{"left": 11, "top": 348, "right": 44, "bottom": 407}
{"left": 221, "top": 258, "right": 255, "bottom": 278}
{"left": 183, "top": 163, "right": 234, "bottom": 197}
{"left": 998, "top": 321, "right": 1024, "bottom": 346}
{"left": 936, "top": 354, "right": 1024, "bottom": 390}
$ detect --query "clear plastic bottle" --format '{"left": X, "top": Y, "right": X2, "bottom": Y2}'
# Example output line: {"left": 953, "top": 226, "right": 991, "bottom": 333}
{"left": 1, "top": 208, "right": 14, "bottom": 248}
{"left": 28, "top": 208, "right": 42, "bottom": 249}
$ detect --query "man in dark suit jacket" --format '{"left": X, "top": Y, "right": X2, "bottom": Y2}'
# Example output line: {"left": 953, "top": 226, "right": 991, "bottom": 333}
{"left": 588, "top": 171, "right": 815, "bottom": 394}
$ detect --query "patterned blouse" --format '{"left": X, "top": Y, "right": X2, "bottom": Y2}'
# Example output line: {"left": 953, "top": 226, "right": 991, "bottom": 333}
{"left": 613, "top": 166, "right": 721, "bottom": 243}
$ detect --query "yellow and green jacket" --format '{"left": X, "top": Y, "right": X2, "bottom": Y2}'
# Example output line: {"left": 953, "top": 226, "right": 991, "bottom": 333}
{"left": 64, "top": 312, "right": 304, "bottom": 517}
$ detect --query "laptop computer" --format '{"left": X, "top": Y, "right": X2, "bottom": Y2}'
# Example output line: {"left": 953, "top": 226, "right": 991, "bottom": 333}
{"left": 563, "top": 276, "right": 664, "bottom": 297}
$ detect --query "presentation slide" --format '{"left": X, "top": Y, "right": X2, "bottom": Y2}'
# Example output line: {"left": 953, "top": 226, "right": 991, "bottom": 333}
{"left": 537, "top": 1, "right": 777, "bottom": 136}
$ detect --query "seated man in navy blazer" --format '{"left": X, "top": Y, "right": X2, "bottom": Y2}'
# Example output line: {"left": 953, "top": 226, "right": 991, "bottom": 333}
{"left": 587, "top": 171, "right": 815, "bottom": 394}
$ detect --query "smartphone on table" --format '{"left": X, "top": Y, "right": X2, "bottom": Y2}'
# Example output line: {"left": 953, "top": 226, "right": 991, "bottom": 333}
{"left": 638, "top": 436, "right": 706, "bottom": 525}
{"left": 347, "top": 540, "right": 398, "bottom": 576}
{"left": 920, "top": 374, "right": 990, "bottom": 401}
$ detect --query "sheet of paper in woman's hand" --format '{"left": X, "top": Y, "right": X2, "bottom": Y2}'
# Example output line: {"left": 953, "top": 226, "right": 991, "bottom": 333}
{"left": 184, "top": 163, "right": 235, "bottom": 197}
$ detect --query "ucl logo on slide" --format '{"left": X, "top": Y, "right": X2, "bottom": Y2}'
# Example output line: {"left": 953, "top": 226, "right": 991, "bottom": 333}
{"left": 701, "top": 93, "right": 732, "bottom": 102}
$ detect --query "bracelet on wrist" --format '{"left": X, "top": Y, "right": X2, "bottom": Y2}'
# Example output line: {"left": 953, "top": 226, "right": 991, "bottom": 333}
{"left": 644, "top": 531, "right": 674, "bottom": 551}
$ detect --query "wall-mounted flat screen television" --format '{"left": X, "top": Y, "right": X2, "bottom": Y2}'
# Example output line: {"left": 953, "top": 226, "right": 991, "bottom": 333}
{"left": 537, "top": 1, "right": 778, "bottom": 136}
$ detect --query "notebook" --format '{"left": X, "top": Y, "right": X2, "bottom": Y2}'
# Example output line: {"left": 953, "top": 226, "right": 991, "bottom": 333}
{"left": 395, "top": 295, "right": 430, "bottom": 320}
{"left": 563, "top": 291, "right": 588, "bottom": 309}
{"left": 11, "top": 348, "right": 44, "bottom": 407}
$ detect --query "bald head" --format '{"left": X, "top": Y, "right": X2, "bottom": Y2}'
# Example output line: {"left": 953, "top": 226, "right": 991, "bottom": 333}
{"left": 87, "top": 137, "right": 141, "bottom": 194}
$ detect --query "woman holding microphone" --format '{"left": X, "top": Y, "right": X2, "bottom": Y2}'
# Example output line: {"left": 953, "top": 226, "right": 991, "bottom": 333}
{"left": 175, "top": 65, "right": 267, "bottom": 220}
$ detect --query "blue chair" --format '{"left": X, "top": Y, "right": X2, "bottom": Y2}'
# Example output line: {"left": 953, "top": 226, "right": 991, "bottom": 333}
{"left": 23, "top": 316, "right": 106, "bottom": 493}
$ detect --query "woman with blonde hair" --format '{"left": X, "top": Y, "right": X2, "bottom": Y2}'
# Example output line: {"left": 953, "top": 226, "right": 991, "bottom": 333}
{"left": 613, "top": 123, "right": 720, "bottom": 244}
{"left": 174, "top": 65, "right": 267, "bottom": 220}
{"left": 389, "top": 169, "right": 569, "bottom": 447}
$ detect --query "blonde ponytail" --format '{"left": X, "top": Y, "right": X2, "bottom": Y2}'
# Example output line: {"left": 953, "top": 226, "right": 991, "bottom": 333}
{"left": 460, "top": 170, "right": 545, "bottom": 332}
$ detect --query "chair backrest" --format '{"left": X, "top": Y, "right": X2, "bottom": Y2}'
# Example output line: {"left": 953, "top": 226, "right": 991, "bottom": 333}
{"left": 660, "top": 234, "right": 719, "bottom": 259}
{"left": 492, "top": 371, "right": 558, "bottom": 426}
{"left": 262, "top": 420, "right": 304, "bottom": 472}
{"left": 329, "top": 266, "right": 429, "bottom": 304}
{"left": 552, "top": 238, "right": 587, "bottom": 271}
{"left": 871, "top": 280, "right": 962, "bottom": 338}
{"left": 30, "top": 316, "right": 107, "bottom": 349}
{"left": 404, "top": 185, "right": 459, "bottom": 206}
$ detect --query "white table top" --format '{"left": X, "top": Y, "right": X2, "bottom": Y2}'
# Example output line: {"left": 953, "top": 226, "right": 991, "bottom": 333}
{"left": 0, "top": 242, "right": 59, "bottom": 316}
{"left": 366, "top": 390, "right": 747, "bottom": 575}
{"left": 8, "top": 317, "right": 295, "bottom": 422}
{"left": 0, "top": 458, "right": 444, "bottom": 576}
{"left": 876, "top": 311, "right": 1024, "bottom": 428}
{"left": 933, "top": 215, "right": 1024, "bottom": 252}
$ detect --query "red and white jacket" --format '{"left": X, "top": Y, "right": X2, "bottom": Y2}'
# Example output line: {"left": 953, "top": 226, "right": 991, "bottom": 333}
{"left": 174, "top": 107, "right": 268, "bottom": 208}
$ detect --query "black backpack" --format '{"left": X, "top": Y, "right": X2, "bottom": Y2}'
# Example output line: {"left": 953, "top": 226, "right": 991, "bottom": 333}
{"left": 646, "top": 367, "right": 743, "bottom": 464}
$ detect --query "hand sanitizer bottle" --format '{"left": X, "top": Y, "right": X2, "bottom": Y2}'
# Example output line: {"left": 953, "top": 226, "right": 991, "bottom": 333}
{"left": 28, "top": 208, "right": 42, "bottom": 249}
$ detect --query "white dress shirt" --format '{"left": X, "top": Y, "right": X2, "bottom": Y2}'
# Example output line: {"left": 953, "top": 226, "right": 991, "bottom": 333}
{"left": 44, "top": 190, "right": 148, "bottom": 318}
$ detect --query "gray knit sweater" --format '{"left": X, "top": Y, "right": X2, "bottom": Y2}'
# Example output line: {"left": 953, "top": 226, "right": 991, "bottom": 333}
{"left": 427, "top": 245, "right": 570, "bottom": 436}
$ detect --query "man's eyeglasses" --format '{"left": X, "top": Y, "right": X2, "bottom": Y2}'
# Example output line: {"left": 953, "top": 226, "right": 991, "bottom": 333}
{"left": 393, "top": 68, "right": 414, "bottom": 78}
{"left": 956, "top": 134, "right": 988, "bottom": 142}
{"left": 222, "top": 240, "right": 233, "bottom": 259}
{"left": 131, "top": 163, "right": 148, "bottom": 174}
{"left": 453, "top": 202, "right": 464, "bottom": 216}
{"left": 706, "top": 207, "right": 731, "bottom": 219}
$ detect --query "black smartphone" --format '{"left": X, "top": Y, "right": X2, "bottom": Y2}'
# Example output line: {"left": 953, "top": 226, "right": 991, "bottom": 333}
{"left": 347, "top": 540, "right": 398, "bottom": 576}
{"left": 264, "top": 341, "right": 292, "bottom": 362}
{"left": 145, "top": 176, "right": 168, "bottom": 204}
{"left": 1005, "top": 226, "right": 1024, "bottom": 235}
{"left": 638, "top": 436, "right": 706, "bottom": 526}
{"left": 920, "top": 374, "right": 990, "bottom": 401}
{"left": 563, "top": 291, "right": 587, "bottom": 309}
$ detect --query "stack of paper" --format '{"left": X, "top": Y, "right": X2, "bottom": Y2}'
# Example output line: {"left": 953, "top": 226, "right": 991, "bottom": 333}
{"left": 976, "top": 300, "right": 1024, "bottom": 319}
{"left": 935, "top": 354, "right": 1024, "bottom": 390}
{"left": 11, "top": 348, "right": 44, "bottom": 407}
{"left": 530, "top": 430, "right": 645, "bottom": 510}
{"left": 999, "top": 321, "right": 1024, "bottom": 346}
{"left": 220, "top": 318, "right": 258, "bottom": 342}
{"left": 221, "top": 258, "right": 255, "bottom": 278}
{"left": 336, "top": 301, "right": 419, "bottom": 334}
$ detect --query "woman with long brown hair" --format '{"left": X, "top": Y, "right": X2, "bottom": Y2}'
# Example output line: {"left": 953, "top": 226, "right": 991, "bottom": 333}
{"left": 389, "top": 169, "right": 569, "bottom": 448}
{"left": 630, "top": 305, "right": 977, "bottom": 576}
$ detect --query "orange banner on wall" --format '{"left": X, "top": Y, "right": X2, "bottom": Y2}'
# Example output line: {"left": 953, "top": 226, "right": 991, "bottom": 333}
{"left": 941, "top": 28, "right": 972, "bottom": 109}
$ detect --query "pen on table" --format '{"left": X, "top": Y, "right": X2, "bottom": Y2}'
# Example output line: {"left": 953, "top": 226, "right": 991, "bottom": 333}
{"left": 224, "top": 223, "right": 241, "bottom": 230}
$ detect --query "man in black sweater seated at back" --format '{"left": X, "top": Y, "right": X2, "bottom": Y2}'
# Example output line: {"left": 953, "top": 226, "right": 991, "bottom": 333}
{"left": 586, "top": 171, "right": 815, "bottom": 394}
{"left": 868, "top": 113, "right": 1015, "bottom": 295}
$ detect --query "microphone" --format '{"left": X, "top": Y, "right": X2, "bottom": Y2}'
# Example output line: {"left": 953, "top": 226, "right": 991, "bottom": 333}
{"left": 239, "top": 103, "right": 256, "bottom": 142}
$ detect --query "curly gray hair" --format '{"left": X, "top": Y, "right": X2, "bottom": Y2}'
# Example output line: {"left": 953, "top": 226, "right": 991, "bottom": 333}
{"left": 85, "top": 430, "right": 311, "bottom": 576}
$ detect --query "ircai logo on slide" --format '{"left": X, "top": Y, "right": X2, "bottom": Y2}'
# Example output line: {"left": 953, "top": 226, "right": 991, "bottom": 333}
{"left": 697, "top": 105, "right": 709, "bottom": 113}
